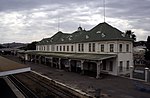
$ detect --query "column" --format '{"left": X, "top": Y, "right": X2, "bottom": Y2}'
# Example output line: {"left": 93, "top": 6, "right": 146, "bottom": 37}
{"left": 51, "top": 57, "right": 53, "bottom": 67}
{"left": 38, "top": 56, "right": 41, "bottom": 64}
{"left": 34, "top": 55, "right": 36, "bottom": 63}
{"left": 68, "top": 59, "right": 71, "bottom": 72}
{"left": 58, "top": 58, "right": 61, "bottom": 69}
{"left": 96, "top": 60, "right": 102, "bottom": 79}
{"left": 81, "top": 60, "right": 84, "bottom": 74}
{"left": 31, "top": 55, "right": 34, "bottom": 62}
{"left": 25, "top": 54, "right": 28, "bottom": 61}
{"left": 145, "top": 67, "right": 149, "bottom": 82}
{"left": 130, "top": 66, "right": 134, "bottom": 79}
{"left": 44, "top": 57, "right": 47, "bottom": 65}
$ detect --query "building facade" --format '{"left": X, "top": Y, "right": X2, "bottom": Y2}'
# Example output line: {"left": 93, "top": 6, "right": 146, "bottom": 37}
{"left": 25, "top": 22, "right": 133, "bottom": 78}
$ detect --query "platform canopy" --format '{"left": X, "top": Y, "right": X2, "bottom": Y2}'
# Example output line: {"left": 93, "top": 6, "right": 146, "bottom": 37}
{"left": 24, "top": 51, "right": 116, "bottom": 61}
{"left": 0, "top": 56, "right": 30, "bottom": 76}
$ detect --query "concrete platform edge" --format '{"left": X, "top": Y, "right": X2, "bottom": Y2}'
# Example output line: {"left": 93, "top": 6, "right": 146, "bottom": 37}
{"left": 0, "top": 67, "right": 31, "bottom": 76}
{"left": 3, "top": 76, "right": 25, "bottom": 98}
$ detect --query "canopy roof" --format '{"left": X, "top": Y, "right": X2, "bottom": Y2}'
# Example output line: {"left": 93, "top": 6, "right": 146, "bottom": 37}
{"left": 24, "top": 51, "right": 116, "bottom": 61}
{"left": 0, "top": 56, "right": 30, "bottom": 76}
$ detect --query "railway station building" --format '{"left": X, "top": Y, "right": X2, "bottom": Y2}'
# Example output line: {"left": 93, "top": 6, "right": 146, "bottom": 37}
{"left": 20, "top": 22, "right": 133, "bottom": 78}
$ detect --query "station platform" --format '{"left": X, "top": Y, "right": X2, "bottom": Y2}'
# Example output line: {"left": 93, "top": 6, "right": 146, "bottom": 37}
{"left": 0, "top": 56, "right": 30, "bottom": 76}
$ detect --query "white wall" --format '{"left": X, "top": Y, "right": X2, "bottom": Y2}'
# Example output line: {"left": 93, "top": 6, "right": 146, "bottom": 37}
{"left": 36, "top": 40, "right": 133, "bottom": 75}
{"left": 37, "top": 41, "right": 132, "bottom": 54}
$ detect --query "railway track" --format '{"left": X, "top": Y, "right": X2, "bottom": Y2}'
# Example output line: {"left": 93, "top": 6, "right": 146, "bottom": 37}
{"left": 20, "top": 72, "right": 80, "bottom": 98}
{"left": 8, "top": 75, "right": 39, "bottom": 98}
{"left": 8, "top": 71, "right": 92, "bottom": 98}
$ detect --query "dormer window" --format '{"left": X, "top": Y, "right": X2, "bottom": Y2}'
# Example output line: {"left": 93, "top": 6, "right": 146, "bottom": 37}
{"left": 121, "top": 33, "right": 125, "bottom": 37}
{"left": 101, "top": 33, "right": 105, "bottom": 37}
{"left": 86, "top": 35, "right": 89, "bottom": 39}
{"left": 50, "top": 38, "right": 53, "bottom": 42}
{"left": 96, "top": 31, "right": 101, "bottom": 33}
{"left": 61, "top": 38, "right": 64, "bottom": 41}
{"left": 69, "top": 37, "right": 72, "bottom": 41}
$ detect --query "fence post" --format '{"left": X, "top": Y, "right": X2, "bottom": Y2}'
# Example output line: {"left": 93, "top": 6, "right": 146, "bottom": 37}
{"left": 145, "top": 67, "right": 149, "bottom": 82}
{"left": 130, "top": 66, "right": 134, "bottom": 79}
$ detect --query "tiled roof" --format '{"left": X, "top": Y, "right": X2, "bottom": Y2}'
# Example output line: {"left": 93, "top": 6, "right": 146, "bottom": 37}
{"left": 37, "top": 22, "right": 133, "bottom": 45}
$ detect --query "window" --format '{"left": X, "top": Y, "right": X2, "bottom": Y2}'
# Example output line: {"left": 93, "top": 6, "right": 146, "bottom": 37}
{"left": 71, "top": 45, "right": 73, "bottom": 51}
{"left": 89, "top": 43, "right": 91, "bottom": 52}
{"left": 63, "top": 46, "right": 65, "bottom": 51}
{"left": 126, "top": 61, "right": 129, "bottom": 71}
{"left": 44, "top": 46, "right": 45, "bottom": 51}
{"left": 126, "top": 44, "right": 129, "bottom": 52}
{"left": 49, "top": 46, "right": 51, "bottom": 51}
{"left": 81, "top": 44, "right": 84, "bottom": 52}
{"left": 119, "top": 44, "right": 122, "bottom": 52}
{"left": 101, "top": 44, "right": 104, "bottom": 52}
{"left": 56, "top": 46, "right": 58, "bottom": 51}
{"left": 93, "top": 43, "right": 95, "bottom": 52}
{"left": 67, "top": 46, "right": 69, "bottom": 51}
{"left": 78, "top": 44, "right": 80, "bottom": 52}
{"left": 39, "top": 46, "right": 41, "bottom": 51}
{"left": 47, "top": 45, "right": 49, "bottom": 51}
{"left": 110, "top": 44, "right": 114, "bottom": 52}
{"left": 60, "top": 46, "right": 62, "bottom": 51}
{"left": 109, "top": 61, "right": 113, "bottom": 71}
{"left": 119, "top": 61, "right": 123, "bottom": 72}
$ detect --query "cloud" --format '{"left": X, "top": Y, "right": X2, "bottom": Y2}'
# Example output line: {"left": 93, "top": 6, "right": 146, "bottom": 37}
{"left": 0, "top": 0, "right": 149, "bottom": 43}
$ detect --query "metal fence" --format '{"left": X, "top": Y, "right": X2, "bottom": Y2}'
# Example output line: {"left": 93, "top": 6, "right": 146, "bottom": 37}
{"left": 132, "top": 67, "right": 150, "bottom": 82}
{"left": 133, "top": 69, "right": 145, "bottom": 80}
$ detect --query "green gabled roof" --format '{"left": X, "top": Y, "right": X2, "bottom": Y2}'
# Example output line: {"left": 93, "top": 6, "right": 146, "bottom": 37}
{"left": 37, "top": 22, "right": 133, "bottom": 45}
{"left": 87, "top": 22, "right": 132, "bottom": 41}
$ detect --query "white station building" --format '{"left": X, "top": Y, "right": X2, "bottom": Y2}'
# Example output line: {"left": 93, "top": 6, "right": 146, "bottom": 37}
{"left": 23, "top": 22, "right": 133, "bottom": 78}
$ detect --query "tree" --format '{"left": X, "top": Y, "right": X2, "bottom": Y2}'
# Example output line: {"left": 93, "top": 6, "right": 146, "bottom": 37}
{"left": 146, "top": 36, "right": 150, "bottom": 50}
{"left": 20, "top": 41, "right": 38, "bottom": 50}
{"left": 144, "top": 36, "right": 150, "bottom": 68}
{"left": 132, "top": 34, "right": 136, "bottom": 42}
{"left": 125, "top": 30, "right": 136, "bottom": 41}
{"left": 0, "top": 44, "right": 4, "bottom": 49}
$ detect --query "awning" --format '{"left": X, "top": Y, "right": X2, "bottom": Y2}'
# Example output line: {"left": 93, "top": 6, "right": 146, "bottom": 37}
{"left": 0, "top": 56, "right": 31, "bottom": 76}
{"left": 24, "top": 51, "right": 116, "bottom": 61}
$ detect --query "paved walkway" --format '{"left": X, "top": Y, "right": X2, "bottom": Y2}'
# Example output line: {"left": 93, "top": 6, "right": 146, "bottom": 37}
{"left": 3, "top": 55, "right": 150, "bottom": 98}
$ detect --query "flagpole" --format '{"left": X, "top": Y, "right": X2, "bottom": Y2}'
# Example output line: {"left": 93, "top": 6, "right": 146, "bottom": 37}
{"left": 103, "top": 0, "right": 105, "bottom": 22}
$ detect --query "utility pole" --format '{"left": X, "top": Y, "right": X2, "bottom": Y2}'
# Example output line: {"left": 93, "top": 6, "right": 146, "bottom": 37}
{"left": 103, "top": 0, "right": 106, "bottom": 22}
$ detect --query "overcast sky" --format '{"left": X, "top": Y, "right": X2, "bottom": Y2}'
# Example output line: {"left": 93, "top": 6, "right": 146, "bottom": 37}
{"left": 0, "top": 0, "right": 150, "bottom": 43}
